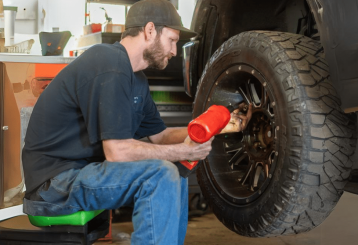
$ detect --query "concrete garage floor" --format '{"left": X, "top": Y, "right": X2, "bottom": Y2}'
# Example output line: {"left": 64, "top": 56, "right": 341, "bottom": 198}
{"left": 95, "top": 192, "right": 358, "bottom": 245}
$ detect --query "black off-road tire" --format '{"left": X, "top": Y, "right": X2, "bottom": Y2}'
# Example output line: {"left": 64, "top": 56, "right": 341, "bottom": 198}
{"left": 194, "top": 31, "right": 357, "bottom": 237}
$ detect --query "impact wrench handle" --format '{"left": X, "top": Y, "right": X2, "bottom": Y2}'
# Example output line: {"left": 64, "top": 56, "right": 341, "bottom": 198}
{"left": 175, "top": 105, "right": 231, "bottom": 177}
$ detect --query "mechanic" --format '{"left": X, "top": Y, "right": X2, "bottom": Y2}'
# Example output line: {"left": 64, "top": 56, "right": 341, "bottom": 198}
{"left": 22, "top": 0, "right": 252, "bottom": 244}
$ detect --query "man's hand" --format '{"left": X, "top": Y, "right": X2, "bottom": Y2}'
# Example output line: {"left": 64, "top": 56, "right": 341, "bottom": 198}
{"left": 221, "top": 103, "right": 253, "bottom": 134}
{"left": 181, "top": 136, "right": 214, "bottom": 161}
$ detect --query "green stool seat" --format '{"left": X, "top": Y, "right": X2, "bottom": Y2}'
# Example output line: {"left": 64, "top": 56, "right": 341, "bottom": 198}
{"left": 1, "top": 210, "right": 109, "bottom": 244}
{"left": 28, "top": 209, "right": 105, "bottom": 227}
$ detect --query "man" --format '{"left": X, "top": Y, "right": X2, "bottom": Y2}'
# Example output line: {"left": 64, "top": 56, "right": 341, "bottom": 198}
{"left": 22, "top": 0, "right": 252, "bottom": 244}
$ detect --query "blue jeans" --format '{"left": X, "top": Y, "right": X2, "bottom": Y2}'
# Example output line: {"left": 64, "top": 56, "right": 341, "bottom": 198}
{"left": 23, "top": 159, "right": 188, "bottom": 245}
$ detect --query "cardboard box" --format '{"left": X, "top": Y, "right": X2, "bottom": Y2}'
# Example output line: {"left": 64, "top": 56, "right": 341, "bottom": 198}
{"left": 103, "top": 24, "right": 125, "bottom": 33}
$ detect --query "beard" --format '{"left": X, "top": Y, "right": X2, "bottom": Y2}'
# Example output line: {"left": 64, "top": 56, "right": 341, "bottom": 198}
{"left": 143, "top": 36, "right": 172, "bottom": 70}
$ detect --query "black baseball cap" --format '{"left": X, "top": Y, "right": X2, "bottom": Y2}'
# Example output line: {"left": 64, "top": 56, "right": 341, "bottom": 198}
{"left": 125, "top": 0, "right": 197, "bottom": 40}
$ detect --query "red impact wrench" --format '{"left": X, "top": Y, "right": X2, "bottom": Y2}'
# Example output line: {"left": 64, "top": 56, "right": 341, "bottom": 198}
{"left": 174, "top": 90, "right": 245, "bottom": 177}
{"left": 174, "top": 105, "right": 231, "bottom": 177}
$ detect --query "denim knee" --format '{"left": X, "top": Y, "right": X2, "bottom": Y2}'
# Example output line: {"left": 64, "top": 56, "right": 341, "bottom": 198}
{"left": 154, "top": 160, "right": 180, "bottom": 181}
{"left": 133, "top": 160, "right": 181, "bottom": 203}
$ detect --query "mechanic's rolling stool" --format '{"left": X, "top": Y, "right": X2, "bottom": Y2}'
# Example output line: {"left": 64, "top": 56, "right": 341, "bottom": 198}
{"left": 0, "top": 210, "right": 109, "bottom": 244}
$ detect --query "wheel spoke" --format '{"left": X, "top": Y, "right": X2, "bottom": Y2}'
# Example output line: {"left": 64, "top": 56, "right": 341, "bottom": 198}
{"left": 230, "top": 152, "right": 248, "bottom": 170}
{"left": 221, "top": 135, "right": 244, "bottom": 150}
{"left": 252, "top": 164, "right": 263, "bottom": 189}
{"left": 245, "top": 81, "right": 254, "bottom": 103}
{"left": 239, "top": 87, "right": 251, "bottom": 104}
{"left": 228, "top": 146, "right": 246, "bottom": 164}
{"left": 225, "top": 142, "right": 243, "bottom": 153}
{"left": 240, "top": 162, "right": 253, "bottom": 185}
{"left": 231, "top": 152, "right": 248, "bottom": 167}
{"left": 249, "top": 83, "right": 261, "bottom": 105}
{"left": 226, "top": 147, "right": 242, "bottom": 154}
{"left": 268, "top": 151, "right": 274, "bottom": 165}
{"left": 261, "top": 86, "right": 269, "bottom": 109}
{"left": 267, "top": 101, "right": 275, "bottom": 118}
{"left": 264, "top": 162, "right": 269, "bottom": 178}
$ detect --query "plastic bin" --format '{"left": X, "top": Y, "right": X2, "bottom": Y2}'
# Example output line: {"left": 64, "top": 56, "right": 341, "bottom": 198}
{"left": 0, "top": 39, "right": 34, "bottom": 53}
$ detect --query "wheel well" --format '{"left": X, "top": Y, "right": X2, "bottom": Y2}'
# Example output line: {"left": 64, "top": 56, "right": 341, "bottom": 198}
{"left": 192, "top": 0, "right": 317, "bottom": 78}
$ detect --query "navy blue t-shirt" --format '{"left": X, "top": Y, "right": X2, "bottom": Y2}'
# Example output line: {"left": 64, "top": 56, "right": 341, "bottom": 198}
{"left": 22, "top": 42, "right": 166, "bottom": 193}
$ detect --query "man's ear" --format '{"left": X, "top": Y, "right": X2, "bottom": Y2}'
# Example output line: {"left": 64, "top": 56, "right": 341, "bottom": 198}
{"left": 144, "top": 22, "right": 157, "bottom": 41}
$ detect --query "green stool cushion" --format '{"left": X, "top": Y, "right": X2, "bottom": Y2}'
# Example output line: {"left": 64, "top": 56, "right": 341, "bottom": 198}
{"left": 28, "top": 210, "right": 105, "bottom": 227}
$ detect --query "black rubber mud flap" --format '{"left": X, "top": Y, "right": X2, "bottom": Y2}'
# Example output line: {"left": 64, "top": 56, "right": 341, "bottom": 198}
{"left": 193, "top": 31, "right": 357, "bottom": 237}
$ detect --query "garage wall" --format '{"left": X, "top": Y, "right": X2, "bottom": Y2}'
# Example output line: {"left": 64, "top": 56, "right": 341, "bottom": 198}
{"left": 37, "top": 0, "right": 85, "bottom": 35}
{"left": 178, "top": 0, "right": 196, "bottom": 28}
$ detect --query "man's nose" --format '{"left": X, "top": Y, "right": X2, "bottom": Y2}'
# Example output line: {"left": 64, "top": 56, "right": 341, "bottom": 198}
{"left": 171, "top": 43, "right": 177, "bottom": 57}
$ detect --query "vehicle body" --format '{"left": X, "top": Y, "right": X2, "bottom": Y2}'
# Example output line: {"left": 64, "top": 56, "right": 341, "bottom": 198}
{"left": 183, "top": 0, "right": 358, "bottom": 237}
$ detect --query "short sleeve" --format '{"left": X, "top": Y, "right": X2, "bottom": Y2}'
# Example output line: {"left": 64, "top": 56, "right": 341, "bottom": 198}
{"left": 134, "top": 88, "right": 167, "bottom": 139}
{"left": 77, "top": 72, "right": 133, "bottom": 144}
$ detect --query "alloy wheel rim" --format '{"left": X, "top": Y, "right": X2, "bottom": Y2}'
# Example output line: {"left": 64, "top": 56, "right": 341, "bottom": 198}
{"left": 203, "top": 64, "right": 279, "bottom": 205}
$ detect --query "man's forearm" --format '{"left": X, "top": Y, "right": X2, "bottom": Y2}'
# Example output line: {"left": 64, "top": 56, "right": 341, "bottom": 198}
{"left": 149, "top": 127, "right": 188, "bottom": 145}
{"left": 103, "top": 138, "right": 207, "bottom": 163}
